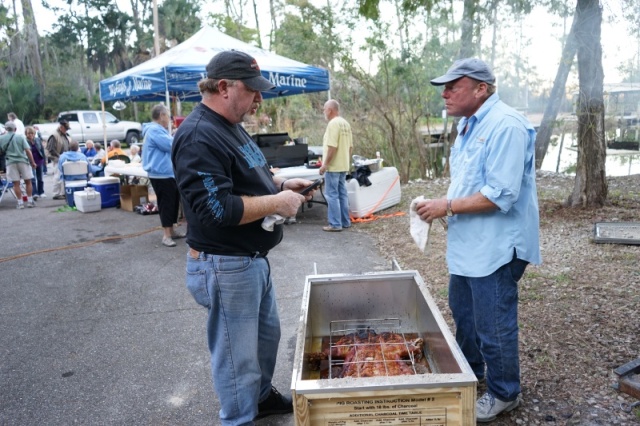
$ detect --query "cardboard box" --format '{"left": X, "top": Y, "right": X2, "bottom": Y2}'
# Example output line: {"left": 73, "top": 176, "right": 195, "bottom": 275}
{"left": 120, "top": 184, "right": 148, "bottom": 212}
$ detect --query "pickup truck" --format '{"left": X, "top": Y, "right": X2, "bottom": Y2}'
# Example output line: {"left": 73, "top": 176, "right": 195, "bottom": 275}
{"left": 35, "top": 110, "right": 142, "bottom": 146}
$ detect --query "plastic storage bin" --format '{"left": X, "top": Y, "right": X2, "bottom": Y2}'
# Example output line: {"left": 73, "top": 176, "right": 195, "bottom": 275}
{"left": 346, "top": 166, "right": 401, "bottom": 218}
{"left": 74, "top": 189, "right": 101, "bottom": 213}
{"left": 88, "top": 177, "right": 120, "bottom": 208}
{"left": 65, "top": 181, "right": 87, "bottom": 207}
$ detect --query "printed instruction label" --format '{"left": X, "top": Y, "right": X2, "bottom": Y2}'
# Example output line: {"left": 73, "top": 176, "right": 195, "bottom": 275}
{"left": 323, "top": 396, "right": 449, "bottom": 425}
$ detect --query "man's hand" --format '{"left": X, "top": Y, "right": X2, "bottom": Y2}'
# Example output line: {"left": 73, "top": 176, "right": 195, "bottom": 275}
{"left": 282, "top": 178, "right": 318, "bottom": 200}
{"left": 275, "top": 190, "right": 306, "bottom": 217}
{"left": 415, "top": 198, "right": 447, "bottom": 223}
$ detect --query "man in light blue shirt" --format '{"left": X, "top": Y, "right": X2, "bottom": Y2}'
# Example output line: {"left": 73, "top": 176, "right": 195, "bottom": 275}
{"left": 58, "top": 141, "right": 91, "bottom": 181}
{"left": 415, "top": 58, "right": 541, "bottom": 423}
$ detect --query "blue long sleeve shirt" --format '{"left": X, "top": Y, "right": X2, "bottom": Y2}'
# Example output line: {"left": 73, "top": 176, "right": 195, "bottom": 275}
{"left": 446, "top": 94, "right": 542, "bottom": 277}
{"left": 58, "top": 151, "right": 91, "bottom": 180}
{"left": 142, "top": 122, "right": 174, "bottom": 178}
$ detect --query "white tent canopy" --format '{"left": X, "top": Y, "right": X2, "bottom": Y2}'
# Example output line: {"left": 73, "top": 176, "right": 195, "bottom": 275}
{"left": 99, "top": 26, "right": 331, "bottom": 103}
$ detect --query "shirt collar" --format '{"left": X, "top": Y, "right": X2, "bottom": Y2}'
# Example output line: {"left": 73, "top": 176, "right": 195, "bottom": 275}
{"left": 457, "top": 93, "right": 499, "bottom": 133}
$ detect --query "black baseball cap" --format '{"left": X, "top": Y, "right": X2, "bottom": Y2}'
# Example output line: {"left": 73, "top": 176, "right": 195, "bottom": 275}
{"left": 206, "top": 50, "right": 276, "bottom": 92}
{"left": 430, "top": 58, "right": 496, "bottom": 86}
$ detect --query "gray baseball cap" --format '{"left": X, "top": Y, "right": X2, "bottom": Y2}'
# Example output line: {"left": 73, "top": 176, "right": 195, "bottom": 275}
{"left": 430, "top": 58, "right": 496, "bottom": 86}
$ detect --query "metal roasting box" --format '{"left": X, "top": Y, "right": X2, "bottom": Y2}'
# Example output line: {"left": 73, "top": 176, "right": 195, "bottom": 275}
{"left": 291, "top": 270, "right": 477, "bottom": 425}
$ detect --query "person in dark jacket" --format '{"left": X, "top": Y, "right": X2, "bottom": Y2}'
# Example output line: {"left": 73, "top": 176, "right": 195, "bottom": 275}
{"left": 25, "top": 126, "right": 46, "bottom": 199}
{"left": 46, "top": 119, "right": 71, "bottom": 200}
{"left": 172, "top": 50, "right": 315, "bottom": 425}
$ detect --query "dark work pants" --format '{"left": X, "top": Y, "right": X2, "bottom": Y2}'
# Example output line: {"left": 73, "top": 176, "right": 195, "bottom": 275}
{"left": 31, "top": 165, "right": 44, "bottom": 195}
{"left": 149, "top": 177, "right": 180, "bottom": 228}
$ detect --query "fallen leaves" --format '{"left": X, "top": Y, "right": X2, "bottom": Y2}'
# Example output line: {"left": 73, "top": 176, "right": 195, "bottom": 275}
{"left": 356, "top": 172, "right": 640, "bottom": 425}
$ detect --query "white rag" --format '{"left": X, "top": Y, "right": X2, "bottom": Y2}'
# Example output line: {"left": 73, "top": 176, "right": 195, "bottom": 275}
{"left": 262, "top": 214, "right": 285, "bottom": 231}
{"left": 409, "top": 196, "right": 431, "bottom": 253}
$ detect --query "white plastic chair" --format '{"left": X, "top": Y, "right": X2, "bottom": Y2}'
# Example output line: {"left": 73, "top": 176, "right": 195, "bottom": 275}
{"left": 62, "top": 161, "right": 89, "bottom": 185}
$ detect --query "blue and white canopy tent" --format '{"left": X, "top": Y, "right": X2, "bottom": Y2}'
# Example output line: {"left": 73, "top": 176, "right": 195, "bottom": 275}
{"left": 99, "top": 26, "right": 331, "bottom": 104}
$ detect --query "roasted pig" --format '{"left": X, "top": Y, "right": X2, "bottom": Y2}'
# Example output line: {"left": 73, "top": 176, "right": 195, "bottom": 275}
{"left": 304, "top": 330, "right": 425, "bottom": 378}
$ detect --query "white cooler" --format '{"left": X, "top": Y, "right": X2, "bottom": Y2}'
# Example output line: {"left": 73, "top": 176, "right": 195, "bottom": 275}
{"left": 74, "top": 188, "right": 102, "bottom": 213}
{"left": 347, "top": 166, "right": 402, "bottom": 218}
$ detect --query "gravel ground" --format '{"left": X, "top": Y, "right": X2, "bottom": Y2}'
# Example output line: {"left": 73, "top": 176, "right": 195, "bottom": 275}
{"left": 354, "top": 171, "right": 640, "bottom": 425}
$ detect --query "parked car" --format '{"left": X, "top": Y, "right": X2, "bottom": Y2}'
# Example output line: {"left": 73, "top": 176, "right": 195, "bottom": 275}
{"left": 34, "top": 110, "right": 142, "bottom": 146}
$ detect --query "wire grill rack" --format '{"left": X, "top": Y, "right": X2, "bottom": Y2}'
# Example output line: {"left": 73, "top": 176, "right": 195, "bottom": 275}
{"left": 327, "top": 318, "right": 426, "bottom": 379}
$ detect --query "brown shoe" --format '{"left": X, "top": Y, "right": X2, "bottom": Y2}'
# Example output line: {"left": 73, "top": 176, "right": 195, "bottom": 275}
{"left": 322, "top": 226, "right": 342, "bottom": 232}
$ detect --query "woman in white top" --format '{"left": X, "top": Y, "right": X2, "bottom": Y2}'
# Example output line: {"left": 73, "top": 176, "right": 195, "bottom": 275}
{"left": 129, "top": 144, "right": 141, "bottom": 163}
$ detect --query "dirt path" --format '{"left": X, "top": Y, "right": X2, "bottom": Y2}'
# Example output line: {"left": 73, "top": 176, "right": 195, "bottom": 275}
{"left": 355, "top": 172, "right": 640, "bottom": 425}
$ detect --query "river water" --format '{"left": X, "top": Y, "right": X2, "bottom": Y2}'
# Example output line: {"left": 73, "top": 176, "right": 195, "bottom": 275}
{"left": 540, "top": 134, "right": 640, "bottom": 176}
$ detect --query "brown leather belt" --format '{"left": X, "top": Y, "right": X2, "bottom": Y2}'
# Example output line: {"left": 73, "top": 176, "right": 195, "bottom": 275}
{"left": 189, "top": 247, "right": 268, "bottom": 259}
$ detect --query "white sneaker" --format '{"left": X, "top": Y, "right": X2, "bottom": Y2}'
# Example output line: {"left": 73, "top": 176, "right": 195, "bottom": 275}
{"left": 40, "top": 193, "right": 47, "bottom": 199}
{"left": 162, "top": 236, "right": 177, "bottom": 247}
{"left": 476, "top": 392, "right": 519, "bottom": 422}
{"left": 17, "top": 203, "right": 24, "bottom": 209}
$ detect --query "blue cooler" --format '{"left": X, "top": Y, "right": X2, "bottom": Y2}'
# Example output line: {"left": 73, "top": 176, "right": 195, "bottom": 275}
{"left": 65, "top": 181, "right": 87, "bottom": 207}
{"left": 89, "top": 177, "right": 121, "bottom": 208}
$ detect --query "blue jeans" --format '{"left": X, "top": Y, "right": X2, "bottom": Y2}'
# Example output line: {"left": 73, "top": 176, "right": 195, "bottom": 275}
{"left": 448, "top": 253, "right": 528, "bottom": 402}
{"left": 186, "top": 253, "right": 281, "bottom": 426}
{"left": 31, "top": 165, "right": 44, "bottom": 195}
{"left": 323, "top": 171, "right": 350, "bottom": 228}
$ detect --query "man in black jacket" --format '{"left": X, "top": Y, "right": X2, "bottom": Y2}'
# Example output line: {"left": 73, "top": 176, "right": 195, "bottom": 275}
{"left": 172, "top": 50, "right": 315, "bottom": 425}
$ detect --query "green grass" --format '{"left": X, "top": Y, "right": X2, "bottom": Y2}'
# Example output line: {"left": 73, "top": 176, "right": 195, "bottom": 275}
{"left": 552, "top": 273, "right": 571, "bottom": 285}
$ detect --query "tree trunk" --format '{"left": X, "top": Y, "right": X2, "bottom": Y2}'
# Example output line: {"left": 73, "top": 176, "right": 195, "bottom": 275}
{"left": 269, "top": 0, "right": 278, "bottom": 47}
{"left": 459, "top": 0, "right": 476, "bottom": 58}
{"left": 21, "top": 0, "right": 45, "bottom": 106}
{"left": 568, "top": 0, "right": 607, "bottom": 207}
{"left": 489, "top": 0, "right": 499, "bottom": 69}
{"left": 534, "top": 9, "right": 579, "bottom": 169}
{"left": 252, "top": 0, "right": 262, "bottom": 48}
{"left": 129, "top": 0, "right": 146, "bottom": 55}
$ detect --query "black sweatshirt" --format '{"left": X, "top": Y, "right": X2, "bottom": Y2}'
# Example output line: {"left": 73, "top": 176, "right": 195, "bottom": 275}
{"left": 172, "top": 103, "right": 282, "bottom": 255}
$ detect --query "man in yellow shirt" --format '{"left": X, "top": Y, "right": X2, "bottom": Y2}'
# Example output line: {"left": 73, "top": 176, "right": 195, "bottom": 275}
{"left": 319, "top": 99, "right": 353, "bottom": 231}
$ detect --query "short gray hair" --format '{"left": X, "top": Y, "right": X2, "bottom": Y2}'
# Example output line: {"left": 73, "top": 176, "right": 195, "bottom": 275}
{"left": 198, "top": 78, "right": 237, "bottom": 95}
{"left": 151, "top": 104, "right": 169, "bottom": 121}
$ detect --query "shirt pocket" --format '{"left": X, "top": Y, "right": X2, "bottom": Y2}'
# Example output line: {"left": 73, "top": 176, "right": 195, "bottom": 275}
{"left": 454, "top": 139, "right": 485, "bottom": 188}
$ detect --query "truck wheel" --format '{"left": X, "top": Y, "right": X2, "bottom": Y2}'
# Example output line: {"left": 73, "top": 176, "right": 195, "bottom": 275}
{"left": 126, "top": 131, "right": 140, "bottom": 146}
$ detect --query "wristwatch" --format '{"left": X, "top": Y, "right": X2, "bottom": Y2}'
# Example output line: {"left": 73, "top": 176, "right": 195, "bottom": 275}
{"left": 446, "top": 199, "right": 454, "bottom": 217}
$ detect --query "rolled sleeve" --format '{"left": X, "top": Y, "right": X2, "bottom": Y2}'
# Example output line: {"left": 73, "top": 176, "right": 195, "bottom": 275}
{"left": 481, "top": 125, "right": 527, "bottom": 213}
